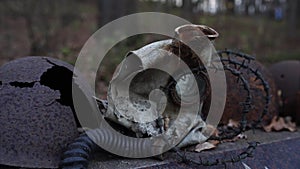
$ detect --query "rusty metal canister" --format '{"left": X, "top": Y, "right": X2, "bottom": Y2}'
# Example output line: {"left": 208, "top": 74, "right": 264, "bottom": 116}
{"left": 219, "top": 58, "right": 279, "bottom": 125}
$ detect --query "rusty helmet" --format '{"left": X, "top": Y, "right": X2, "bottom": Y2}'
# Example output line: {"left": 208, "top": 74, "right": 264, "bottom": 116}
{"left": 0, "top": 57, "right": 81, "bottom": 168}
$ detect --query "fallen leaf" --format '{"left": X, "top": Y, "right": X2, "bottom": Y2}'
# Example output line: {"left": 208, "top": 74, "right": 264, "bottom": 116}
{"left": 284, "top": 116, "right": 297, "bottom": 132}
{"left": 263, "top": 116, "right": 297, "bottom": 132}
{"left": 222, "top": 133, "right": 248, "bottom": 143}
{"left": 263, "top": 116, "right": 277, "bottom": 132}
{"left": 208, "top": 140, "right": 220, "bottom": 146}
{"left": 203, "top": 124, "right": 219, "bottom": 137}
{"left": 194, "top": 142, "right": 216, "bottom": 152}
{"left": 227, "top": 119, "right": 240, "bottom": 128}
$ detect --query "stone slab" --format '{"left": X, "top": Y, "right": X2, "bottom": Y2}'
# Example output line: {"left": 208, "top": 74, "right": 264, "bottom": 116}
{"left": 89, "top": 129, "right": 300, "bottom": 169}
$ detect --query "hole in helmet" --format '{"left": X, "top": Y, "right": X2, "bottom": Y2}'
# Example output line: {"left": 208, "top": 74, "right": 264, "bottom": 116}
{"left": 40, "top": 65, "right": 73, "bottom": 107}
{"left": 9, "top": 81, "right": 36, "bottom": 88}
{"left": 40, "top": 62, "right": 81, "bottom": 127}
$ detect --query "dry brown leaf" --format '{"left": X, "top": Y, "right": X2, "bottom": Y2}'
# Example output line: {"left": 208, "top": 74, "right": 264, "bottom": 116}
{"left": 194, "top": 142, "right": 216, "bottom": 152}
{"left": 208, "top": 140, "right": 220, "bottom": 146}
{"left": 227, "top": 119, "right": 240, "bottom": 128}
{"left": 263, "top": 116, "right": 297, "bottom": 132}
{"left": 222, "top": 133, "right": 248, "bottom": 143}
{"left": 285, "top": 116, "right": 297, "bottom": 132}
{"left": 263, "top": 116, "right": 277, "bottom": 132}
{"left": 203, "top": 124, "right": 219, "bottom": 137}
{"left": 163, "top": 116, "right": 170, "bottom": 131}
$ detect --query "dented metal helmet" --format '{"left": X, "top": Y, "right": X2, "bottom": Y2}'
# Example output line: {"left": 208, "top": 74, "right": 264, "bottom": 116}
{"left": 270, "top": 60, "right": 300, "bottom": 124}
{"left": 0, "top": 57, "right": 81, "bottom": 168}
{"left": 104, "top": 24, "right": 218, "bottom": 148}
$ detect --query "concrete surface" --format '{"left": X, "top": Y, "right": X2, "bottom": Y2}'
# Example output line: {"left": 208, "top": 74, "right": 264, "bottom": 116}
{"left": 89, "top": 128, "right": 300, "bottom": 169}
{"left": 0, "top": 129, "right": 299, "bottom": 169}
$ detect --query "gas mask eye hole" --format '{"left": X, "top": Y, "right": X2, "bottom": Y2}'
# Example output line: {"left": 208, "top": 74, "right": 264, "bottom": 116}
{"left": 170, "top": 72, "right": 210, "bottom": 106}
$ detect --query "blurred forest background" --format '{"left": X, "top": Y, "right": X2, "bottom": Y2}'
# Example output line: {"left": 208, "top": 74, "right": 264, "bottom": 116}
{"left": 0, "top": 0, "right": 299, "bottom": 98}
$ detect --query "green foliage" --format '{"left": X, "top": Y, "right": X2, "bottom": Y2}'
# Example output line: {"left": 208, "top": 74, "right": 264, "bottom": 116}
{"left": 61, "top": 47, "right": 72, "bottom": 57}
{"left": 194, "top": 15, "right": 300, "bottom": 64}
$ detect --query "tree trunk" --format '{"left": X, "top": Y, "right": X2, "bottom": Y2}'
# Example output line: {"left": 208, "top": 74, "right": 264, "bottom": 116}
{"left": 287, "top": 0, "right": 298, "bottom": 36}
{"left": 182, "top": 0, "right": 193, "bottom": 21}
{"left": 98, "top": 0, "right": 136, "bottom": 27}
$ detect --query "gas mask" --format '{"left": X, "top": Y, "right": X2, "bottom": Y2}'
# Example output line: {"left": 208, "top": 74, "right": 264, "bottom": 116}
{"left": 103, "top": 24, "right": 218, "bottom": 148}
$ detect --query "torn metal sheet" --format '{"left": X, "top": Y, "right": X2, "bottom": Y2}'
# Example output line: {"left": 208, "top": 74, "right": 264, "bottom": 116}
{"left": 104, "top": 24, "right": 218, "bottom": 147}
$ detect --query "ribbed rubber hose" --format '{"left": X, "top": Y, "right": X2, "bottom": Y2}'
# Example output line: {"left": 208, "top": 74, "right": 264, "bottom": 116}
{"left": 60, "top": 134, "right": 95, "bottom": 169}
